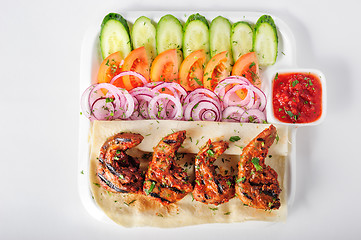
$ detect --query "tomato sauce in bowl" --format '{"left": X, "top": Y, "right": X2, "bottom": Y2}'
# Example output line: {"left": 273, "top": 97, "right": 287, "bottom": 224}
{"left": 272, "top": 72, "right": 323, "bottom": 124}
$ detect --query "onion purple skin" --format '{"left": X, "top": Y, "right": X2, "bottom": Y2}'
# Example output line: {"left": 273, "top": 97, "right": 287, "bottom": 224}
{"left": 80, "top": 83, "right": 134, "bottom": 121}
{"left": 214, "top": 76, "right": 267, "bottom": 123}
{"left": 80, "top": 74, "right": 268, "bottom": 123}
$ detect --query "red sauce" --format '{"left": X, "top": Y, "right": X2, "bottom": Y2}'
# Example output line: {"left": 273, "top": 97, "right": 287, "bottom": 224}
{"left": 272, "top": 72, "right": 322, "bottom": 123}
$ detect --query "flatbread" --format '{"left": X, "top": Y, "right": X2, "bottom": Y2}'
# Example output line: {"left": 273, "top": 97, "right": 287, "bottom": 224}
{"left": 89, "top": 120, "right": 289, "bottom": 227}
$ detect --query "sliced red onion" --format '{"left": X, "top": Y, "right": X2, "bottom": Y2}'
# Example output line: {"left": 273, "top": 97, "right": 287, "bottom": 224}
{"left": 152, "top": 82, "right": 188, "bottom": 101}
{"left": 222, "top": 84, "right": 255, "bottom": 109}
{"left": 213, "top": 76, "right": 268, "bottom": 123}
{"left": 81, "top": 84, "right": 97, "bottom": 120}
{"left": 249, "top": 85, "right": 267, "bottom": 111}
{"left": 110, "top": 71, "right": 148, "bottom": 86}
{"left": 214, "top": 76, "right": 251, "bottom": 98}
{"left": 91, "top": 97, "right": 116, "bottom": 120}
{"left": 240, "top": 109, "right": 266, "bottom": 123}
{"left": 183, "top": 95, "right": 222, "bottom": 121}
{"left": 183, "top": 88, "right": 222, "bottom": 108}
{"left": 222, "top": 106, "right": 246, "bottom": 122}
{"left": 144, "top": 81, "right": 163, "bottom": 89}
{"left": 115, "top": 88, "right": 135, "bottom": 119}
{"left": 80, "top": 83, "right": 134, "bottom": 121}
{"left": 130, "top": 88, "right": 155, "bottom": 119}
{"left": 81, "top": 75, "right": 267, "bottom": 123}
{"left": 148, "top": 93, "right": 183, "bottom": 120}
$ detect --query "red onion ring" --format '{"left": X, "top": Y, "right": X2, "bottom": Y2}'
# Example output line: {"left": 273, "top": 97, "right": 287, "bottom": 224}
{"left": 248, "top": 85, "right": 267, "bottom": 111}
{"left": 81, "top": 75, "right": 267, "bottom": 123}
{"left": 183, "top": 88, "right": 222, "bottom": 108}
{"left": 148, "top": 93, "right": 183, "bottom": 120}
{"left": 81, "top": 84, "right": 97, "bottom": 120}
{"left": 90, "top": 97, "right": 116, "bottom": 120}
{"left": 214, "top": 76, "right": 252, "bottom": 98}
{"left": 183, "top": 95, "right": 222, "bottom": 121}
{"left": 80, "top": 83, "right": 134, "bottom": 121}
{"left": 130, "top": 88, "right": 155, "bottom": 119}
{"left": 152, "top": 82, "right": 188, "bottom": 101}
{"left": 110, "top": 71, "right": 148, "bottom": 86}
{"left": 213, "top": 76, "right": 267, "bottom": 122}
{"left": 222, "top": 106, "right": 246, "bottom": 122}
{"left": 222, "top": 84, "right": 255, "bottom": 109}
{"left": 240, "top": 109, "right": 266, "bottom": 123}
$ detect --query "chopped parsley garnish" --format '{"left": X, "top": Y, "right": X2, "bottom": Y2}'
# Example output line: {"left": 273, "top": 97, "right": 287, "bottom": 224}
{"left": 236, "top": 176, "right": 246, "bottom": 183}
{"left": 251, "top": 157, "right": 263, "bottom": 171}
{"left": 105, "top": 97, "right": 114, "bottom": 103}
{"left": 124, "top": 199, "right": 136, "bottom": 206}
{"left": 291, "top": 79, "right": 299, "bottom": 87}
{"left": 226, "top": 180, "right": 232, "bottom": 187}
{"left": 284, "top": 107, "right": 299, "bottom": 121}
{"left": 144, "top": 181, "right": 155, "bottom": 195}
{"left": 274, "top": 72, "right": 279, "bottom": 80}
{"left": 206, "top": 149, "right": 215, "bottom": 157}
{"left": 229, "top": 136, "right": 241, "bottom": 142}
{"left": 275, "top": 134, "right": 279, "bottom": 143}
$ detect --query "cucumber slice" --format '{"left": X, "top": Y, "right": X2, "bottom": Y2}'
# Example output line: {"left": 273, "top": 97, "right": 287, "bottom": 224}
{"left": 231, "top": 21, "right": 253, "bottom": 62}
{"left": 131, "top": 16, "right": 157, "bottom": 63}
{"left": 183, "top": 13, "right": 210, "bottom": 62}
{"left": 100, "top": 13, "right": 132, "bottom": 59}
{"left": 156, "top": 14, "right": 183, "bottom": 65}
{"left": 210, "top": 16, "right": 232, "bottom": 59}
{"left": 253, "top": 15, "right": 278, "bottom": 66}
{"left": 209, "top": 16, "right": 233, "bottom": 69}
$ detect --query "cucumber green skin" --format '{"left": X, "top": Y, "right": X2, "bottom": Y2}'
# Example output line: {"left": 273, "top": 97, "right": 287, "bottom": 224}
{"left": 131, "top": 16, "right": 156, "bottom": 62}
{"left": 184, "top": 13, "right": 209, "bottom": 29}
{"left": 232, "top": 21, "right": 252, "bottom": 33}
{"left": 100, "top": 13, "right": 131, "bottom": 59}
{"left": 101, "top": 13, "right": 130, "bottom": 35}
{"left": 209, "top": 16, "right": 232, "bottom": 58}
{"left": 183, "top": 13, "right": 210, "bottom": 60}
{"left": 156, "top": 14, "right": 183, "bottom": 54}
{"left": 156, "top": 14, "right": 183, "bottom": 66}
{"left": 231, "top": 21, "right": 253, "bottom": 62}
{"left": 253, "top": 15, "right": 278, "bottom": 65}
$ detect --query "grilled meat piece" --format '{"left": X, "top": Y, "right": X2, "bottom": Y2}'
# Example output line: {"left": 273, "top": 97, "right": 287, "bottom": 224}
{"left": 143, "top": 131, "right": 193, "bottom": 204}
{"left": 97, "top": 132, "right": 144, "bottom": 193}
{"left": 235, "top": 125, "right": 281, "bottom": 210}
{"left": 192, "top": 140, "right": 235, "bottom": 205}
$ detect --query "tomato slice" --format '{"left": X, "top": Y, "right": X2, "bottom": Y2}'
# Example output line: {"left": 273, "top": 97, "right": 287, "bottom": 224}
{"left": 203, "top": 51, "right": 230, "bottom": 90}
{"left": 150, "top": 49, "right": 178, "bottom": 82}
{"left": 119, "top": 46, "right": 150, "bottom": 91}
{"left": 232, "top": 52, "right": 261, "bottom": 88}
{"left": 97, "top": 51, "right": 124, "bottom": 87}
{"left": 179, "top": 50, "right": 206, "bottom": 91}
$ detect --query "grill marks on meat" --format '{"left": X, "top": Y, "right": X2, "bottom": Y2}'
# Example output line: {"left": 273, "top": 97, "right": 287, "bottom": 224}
{"left": 193, "top": 140, "right": 235, "bottom": 205}
{"left": 235, "top": 125, "right": 281, "bottom": 210}
{"left": 143, "top": 131, "right": 193, "bottom": 204}
{"left": 97, "top": 132, "right": 144, "bottom": 193}
{"left": 95, "top": 126, "right": 282, "bottom": 209}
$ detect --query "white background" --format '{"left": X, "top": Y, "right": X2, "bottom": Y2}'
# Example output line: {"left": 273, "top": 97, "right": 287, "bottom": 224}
{"left": 1, "top": 0, "right": 360, "bottom": 239}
